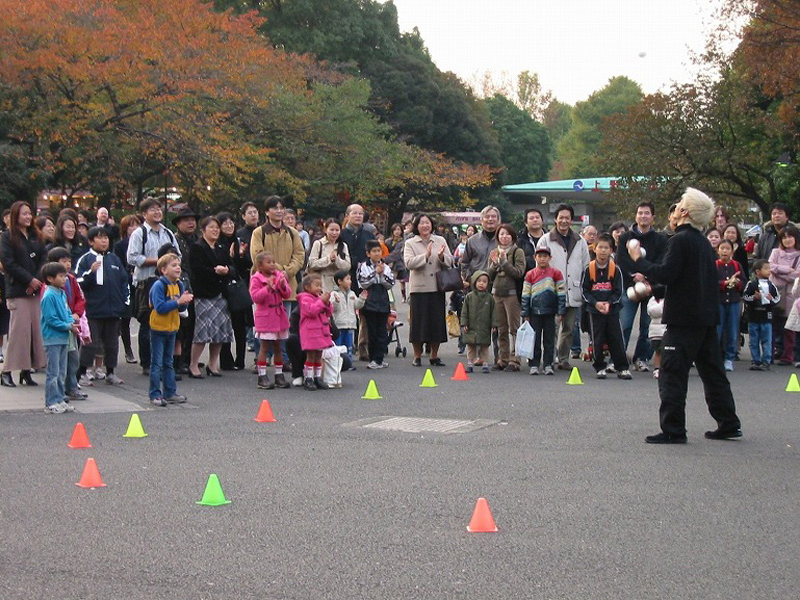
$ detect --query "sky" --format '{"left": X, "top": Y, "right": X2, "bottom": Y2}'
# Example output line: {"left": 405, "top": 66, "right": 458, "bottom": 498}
{"left": 391, "top": 0, "right": 725, "bottom": 105}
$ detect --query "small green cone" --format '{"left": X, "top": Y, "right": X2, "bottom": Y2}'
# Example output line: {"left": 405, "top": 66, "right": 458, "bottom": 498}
{"left": 420, "top": 368, "right": 438, "bottom": 388}
{"left": 566, "top": 366, "right": 584, "bottom": 385}
{"left": 123, "top": 413, "right": 148, "bottom": 438}
{"left": 786, "top": 373, "right": 800, "bottom": 392}
{"left": 362, "top": 379, "right": 382, "bottom": 399}
{"left": 196, "top": 474, "right": 231, "bottom": 506}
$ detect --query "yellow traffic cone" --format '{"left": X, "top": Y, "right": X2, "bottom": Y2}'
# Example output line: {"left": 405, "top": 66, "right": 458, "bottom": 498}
{"left": 362, "top": 379, "right": 382, "bottom": 399}
{"left": 786, "top": 373, "right": 800, "bottom": 392}
{"left": 123, "top": 413, "right": 148, "bottom": 438}
{"left": 566, "top": 366, "right": 584, "bottom": 385}
{"left": 420, "top": 368, "right": 438, "bottom": 388}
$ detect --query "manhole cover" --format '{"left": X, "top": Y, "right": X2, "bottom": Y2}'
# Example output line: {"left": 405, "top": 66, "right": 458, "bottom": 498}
{"left": 347, "top": 416, "right": 500, "bottom": 434}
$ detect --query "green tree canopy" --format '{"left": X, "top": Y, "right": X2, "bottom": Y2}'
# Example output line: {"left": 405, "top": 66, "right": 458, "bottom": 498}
{"left": 484, "top": 94, "right": 551, "bottom": 185}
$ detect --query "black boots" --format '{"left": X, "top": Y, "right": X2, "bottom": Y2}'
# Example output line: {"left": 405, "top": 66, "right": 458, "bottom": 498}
{"left": 314, "top": 377, "right": 329, "bottom": 390}
{"left": 0, "top": 372, "right": 15, "bottom": 387}
{"left": 19, "top": 370, "right": 37, "bottom": 386}
{"left": 257, "top": 374, "right": 274, "bottom": 390}
{"left": 274, "top": 373, "right": 290, "bottom": 389}
{"left": 303, "top": 377, "right": 317, "bottom": 391}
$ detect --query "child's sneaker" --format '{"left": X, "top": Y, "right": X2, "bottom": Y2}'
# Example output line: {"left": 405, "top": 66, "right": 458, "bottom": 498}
{"left": 653, "top": 368, "right": 660, "bottom": 379}
{"left": 78, "top": 374, "right": 94, "bottom": 387}
{"left": 465, "top": 364, "right": 474, "bottom": 373}
{"left": 367, "top": 361, "right": 382, "bottom": 369}
{"left": 605, "top": 364, "right": 616, "bottom": 374}
{"left": 165, "top": 394, "right": 187, "bottom": 404}
{"left": 596, "top": 368, "right": 607, "bottom": 379}
{"left": 543, "top": 365, "right": 554, "bottom": 376}
{"left": 761, "top": 362, "right": 771, "bottom": 371}
{"left": 749, "top": 362, "right": 760, "bottom": 370}
{"left": 92, "top": 367, "right": 106, "bottom": 380}
{"left": 617, "top": 369, "right": 633, "bottom": 380}
{"left": 151, "top": 397, "right": 167, "bottom": 407}
{"left": 723, "top": 359, "right": 733, "bottom": 372}
{"left": 61, "top": 401, "right": 75, "bottom": 412}
{"left": 529, "top": 366, "right": 539, "bottom": 376}
{"left": 44, "top": 403, "right": 67, "bottom": 414}
{"left": 66, "top": 389, "right": 88, "bottom": 400}
{"left": 481, "top": 365, "right": 491, "bottom": 373}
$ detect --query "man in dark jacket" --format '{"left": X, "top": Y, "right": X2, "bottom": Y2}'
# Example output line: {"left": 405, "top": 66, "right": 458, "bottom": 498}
{"left": 517, "top": 207, "right": 545, "bottom": 273}
{"left": 755, "top": 202, "right": 795, "bottom": 261}
{"left": 616, "top": 201, "right": 668, "bottom": 372}
{"left": 341, "top": 203, "right": 376, "bottom": 360}
{"left": 629, "top": 188, "right": 742, "bottom": 444}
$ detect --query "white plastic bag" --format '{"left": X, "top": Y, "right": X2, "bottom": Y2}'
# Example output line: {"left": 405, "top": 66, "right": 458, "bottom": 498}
{"left": 515, "top": 320, "right": 536, "bottom": 359}
{"left": 322, "top": 345, "right": 345, "bottom": 388}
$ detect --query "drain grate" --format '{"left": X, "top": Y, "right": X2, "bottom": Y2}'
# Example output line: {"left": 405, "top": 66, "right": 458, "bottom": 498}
{"left": 348, "top": 416, "right": 500, "bottom": 434}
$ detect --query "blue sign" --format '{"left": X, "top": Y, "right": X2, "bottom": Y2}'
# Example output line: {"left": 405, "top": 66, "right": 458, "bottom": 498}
{"left": 573, "top": 180, "right": 584, "bottom": 192}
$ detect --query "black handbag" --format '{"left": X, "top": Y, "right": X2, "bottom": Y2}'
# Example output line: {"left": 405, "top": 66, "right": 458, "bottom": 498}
{"left": 436, "top": 266, "right": 463, "bottom": 293}
{"left": 223, "top": 278, "right": 252, "bottom": 312}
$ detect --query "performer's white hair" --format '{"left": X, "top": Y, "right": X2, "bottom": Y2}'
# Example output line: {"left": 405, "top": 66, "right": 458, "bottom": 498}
{"left": 680, "top": 187, "right": 716, "bottom": 230}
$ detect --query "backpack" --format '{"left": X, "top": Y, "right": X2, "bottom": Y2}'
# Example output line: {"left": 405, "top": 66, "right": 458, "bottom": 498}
{"left": 588, "top": 259, "right": 616, "bottom": 283}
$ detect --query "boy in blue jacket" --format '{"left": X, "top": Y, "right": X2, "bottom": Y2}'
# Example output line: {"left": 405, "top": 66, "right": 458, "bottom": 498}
{"left": 581, "top": 234, "right": 632, "bottom": 380}
{"left": 40, "top": 262, "right": 79, "bottom": 414}
{"left": 75, "top": 227, "right": 130, "bottom": 385}
{"left": 149, "top": 254, "right": 194, "bottom": 406}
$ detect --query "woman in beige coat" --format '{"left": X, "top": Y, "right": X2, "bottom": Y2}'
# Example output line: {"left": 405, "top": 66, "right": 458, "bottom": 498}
{"left": 403, "top": 213, "right": 454, "bottom": 366}
{"left": 307, "top": 219, "right": 351, "bottom": 293}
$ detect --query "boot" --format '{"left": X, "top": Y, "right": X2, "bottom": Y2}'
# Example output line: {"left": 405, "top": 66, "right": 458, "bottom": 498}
{"left": 257, "top": 374, "right": 274, "bottom": 390}
{"left": 0, "top": 371, "right": 16, "bottom": 387}
{"left": 303, "top": 377, "right": 317, "bottom": 391}
{"left": 314, "top": 377, "right": 329, "bottom": 390}
{"left": 19, "top": 370, "right": 37, "bottom": 386}
{"left": 274, "top": 373, "right": 290, "bottom": 389}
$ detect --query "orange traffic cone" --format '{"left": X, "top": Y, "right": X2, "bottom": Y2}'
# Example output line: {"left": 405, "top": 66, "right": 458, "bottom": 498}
{"left": 451, "top": 362, "right": 470, "bottom": 381}
{"left": 67, "top": 422, "right": 92, "bottom": 449}
{"left": 467, "top": 497, "right": 498, "bottom": 532}
{"left": 254, "top": 399, "right": 276, "bottom": 423}
{"left": 75, "top": 458, "right": 106, "bottom": 488}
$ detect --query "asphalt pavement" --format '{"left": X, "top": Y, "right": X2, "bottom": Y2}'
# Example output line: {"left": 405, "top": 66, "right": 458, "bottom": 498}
{"left": 2, "top": 298, "right": 800, "bottom": 599}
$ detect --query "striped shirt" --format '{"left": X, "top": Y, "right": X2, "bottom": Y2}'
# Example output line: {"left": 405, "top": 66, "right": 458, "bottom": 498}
{"left": 126, "top": 222, "right": 180, "bottom": 284}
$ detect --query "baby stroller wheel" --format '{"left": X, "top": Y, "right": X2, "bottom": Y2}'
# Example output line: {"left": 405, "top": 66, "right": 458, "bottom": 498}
{"left": 402, "top": 347, "right": 407, "bottom": 358}
{"left": 395, "top": 347, "right": 401, "bottom": 357}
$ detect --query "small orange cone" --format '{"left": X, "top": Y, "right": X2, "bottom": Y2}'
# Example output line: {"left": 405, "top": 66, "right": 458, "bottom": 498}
{"left": 75, "top": 458, "right": 106, "bottom": 488}
{"left": 451, "top": 362, "right": 470, "bottom": 381}
{"left": 254, "top": 399, "right": 276, "bottom": 423}
{"left": 67, "top": 422, "right": 92, "bottom": 449}
{"left": 467, "top": 497, "right": 498, "bottom": 532}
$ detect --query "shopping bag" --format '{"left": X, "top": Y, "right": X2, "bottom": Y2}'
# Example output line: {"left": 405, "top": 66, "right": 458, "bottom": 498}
{"left": 322, "top": 345, "right": 345, "bottom": 388}
{"left": 515, "top": 320, "right": 536, "bottom": 359}
{"left": 446, "top": 311, "right": 461, "bottom": 338}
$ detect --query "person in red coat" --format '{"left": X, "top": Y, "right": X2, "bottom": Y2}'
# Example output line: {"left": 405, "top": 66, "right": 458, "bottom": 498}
{"left": 297, "top": 273, "right": 334, "bottom": 391}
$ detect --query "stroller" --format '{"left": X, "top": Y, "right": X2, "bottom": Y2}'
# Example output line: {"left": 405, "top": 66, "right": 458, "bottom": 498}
{"left": 387, "top": 310, "right": 407, "bottom": 358}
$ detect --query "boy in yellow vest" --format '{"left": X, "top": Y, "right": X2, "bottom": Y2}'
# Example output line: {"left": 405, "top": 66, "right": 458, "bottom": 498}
{"left": 149, "top": 254, "right": 194, "bottom": 406}
{"left": 581, "top": 234, "right": 632, "bottom": 379}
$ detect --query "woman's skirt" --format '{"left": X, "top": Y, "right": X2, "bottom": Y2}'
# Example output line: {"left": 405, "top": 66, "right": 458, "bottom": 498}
{"left": 4, "top": 296, "right": 46, "bottom": 371}
{"left": 193, "top": 295, "right": 234, "bottom": 344}
{"left": 408, "top": 291, "right": 447, "bottom": 344}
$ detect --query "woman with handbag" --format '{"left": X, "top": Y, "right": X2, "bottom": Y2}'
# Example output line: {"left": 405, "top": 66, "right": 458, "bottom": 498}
{"left": 217, "top": 212, "right": 250, "bottom": 370}
{"left": 769, "top": 226, "right": 800, "bottom": 365}
{"left": 306, "top": 218, "right": 351, "bottom": 293}
{"left": 187, "top": 216, "right": 234, "bottom": 378}
{"left": 403, "top": 213, "right": 454, "bottom": 367}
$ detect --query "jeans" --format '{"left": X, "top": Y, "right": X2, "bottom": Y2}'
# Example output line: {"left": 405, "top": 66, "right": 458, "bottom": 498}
{"left": 571, "top": 307, "right": 582, "bottom": 353}
{"left": 620, "top": 295, "right": 652, "bottom": 362}
{"left": 717, "top": 302, "right": 740, "bottom": 362}
{"left": 749, "top": 322, "right": 772, "bottom": 365}
{"left": 335, "top": 329, "right": 355, "bottom": 358}
{"left": 149, "top": 330, "right": 177, "bottom": 400}
{"left": 65, "top": 347, "right": 80, "bottom": 394}
{"left": 138, "top": 318, "right": 151, "bottom": 369}
{"left": 45, "top": 344, "right": 68, "bottom": 406}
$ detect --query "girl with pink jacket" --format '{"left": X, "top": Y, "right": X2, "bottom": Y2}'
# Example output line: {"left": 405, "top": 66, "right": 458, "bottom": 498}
{"left": 296, "top": 272, "right": 334, "bottom": 391}
{"left": 250, "top": 252, "right": 291, "bottom": 389}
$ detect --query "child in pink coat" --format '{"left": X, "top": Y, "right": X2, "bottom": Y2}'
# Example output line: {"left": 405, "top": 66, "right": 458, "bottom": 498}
{"left": 297, "top": 272, "right": 333, "bottom": 391}
{"left": 250, "top": 252, "right": 291, "bottom": 390}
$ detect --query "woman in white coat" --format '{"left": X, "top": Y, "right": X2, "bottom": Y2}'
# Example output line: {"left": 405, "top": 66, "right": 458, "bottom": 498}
{"left": 307, "top": 219, "right": 351, "bottom": 293}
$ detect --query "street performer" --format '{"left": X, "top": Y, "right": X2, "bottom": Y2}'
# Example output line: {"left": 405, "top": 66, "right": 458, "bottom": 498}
{"left": 629, "top": 188, "right": 743, "bottom": 444}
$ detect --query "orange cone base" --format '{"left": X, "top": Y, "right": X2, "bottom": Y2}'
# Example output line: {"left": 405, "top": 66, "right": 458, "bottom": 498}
{"left": 76, "top": 458, "right": 107, "bottom": 488}
{"left": 467, "top": 497, "right": 498, "bottom": 532}
{"left": 451, "top": 363, "right": 470, "bottom": 381}
{"left": 254, "top": 399, "right": 276, "bottom": 423}
{"left": 68, "top": 422, "right": 92, "bottom": 448}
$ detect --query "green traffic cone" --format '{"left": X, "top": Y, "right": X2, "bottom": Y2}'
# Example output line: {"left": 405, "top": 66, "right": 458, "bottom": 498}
{"left": 420, "top": 368, "right": 438, "bottom": 388}
{"left": 196, "top": 474, "right": 231, "bottom": 506}
{"left": 362, "top": 379, "right": 382, "bottom": 399}
{"left": 123, "top": 413, "right": 148, "bottom": 438}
